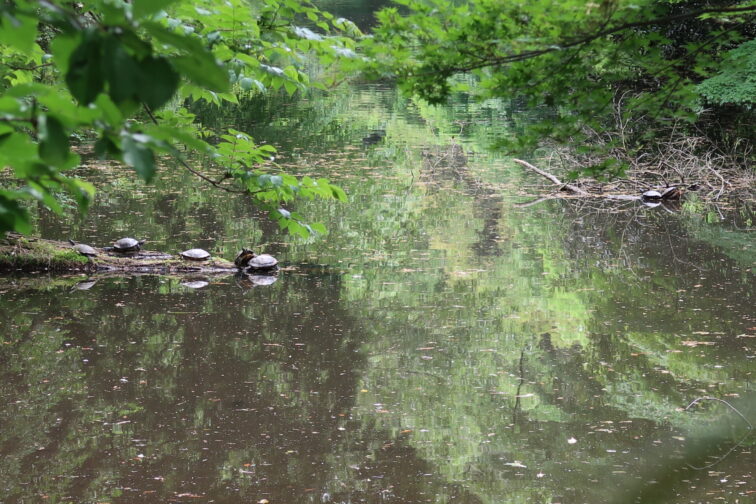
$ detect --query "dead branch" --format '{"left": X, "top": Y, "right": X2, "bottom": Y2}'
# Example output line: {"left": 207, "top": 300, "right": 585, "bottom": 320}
{"left": 512, "top": 158, "right": 590, "bottom": 195}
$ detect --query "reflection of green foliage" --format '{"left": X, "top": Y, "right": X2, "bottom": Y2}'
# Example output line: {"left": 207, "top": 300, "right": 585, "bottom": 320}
{"left": 682, "top": 211, "right": 756, "bottom": 268}
{"left": 1, "top": 77, "right": 753, "bottom": 504}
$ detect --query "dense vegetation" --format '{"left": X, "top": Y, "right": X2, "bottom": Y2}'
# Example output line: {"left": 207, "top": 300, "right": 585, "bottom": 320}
{"left": 1, "top": 0, "right": 754, "bottom": 235}
{"left": 360, "top": 0, "right": 756, "bottom": 176}
{"left": 0, "top": 0, "right": 356, "bottom": 235}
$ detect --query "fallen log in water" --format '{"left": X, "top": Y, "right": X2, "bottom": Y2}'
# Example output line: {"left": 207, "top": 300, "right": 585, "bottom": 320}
{"left": 512, "top": 158, "right": 591, "bottom": 196}
{"left": 512, "top": 158, "right": 683, "bottom": 206}
{"left": 0, "top": 234, "right": 239, "bottom": 274}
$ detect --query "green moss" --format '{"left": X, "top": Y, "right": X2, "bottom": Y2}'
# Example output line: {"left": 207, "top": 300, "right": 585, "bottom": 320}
{"left": 53, "top": 249, "right": 88, "bottom": 263}
{"left": 0, "top": 237, "right": 88, "bottom": 271}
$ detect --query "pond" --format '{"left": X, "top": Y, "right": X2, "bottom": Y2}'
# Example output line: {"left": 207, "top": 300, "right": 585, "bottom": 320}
{"left": 1, "top": 83, "right": 754, "bottom": 504}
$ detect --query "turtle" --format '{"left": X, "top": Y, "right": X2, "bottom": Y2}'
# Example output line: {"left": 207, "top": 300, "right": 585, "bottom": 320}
{"left": 68, "top": 239, "right": 97, "bottom": 258}
{"left": 641, "top": 190, "right": 662, "bottom": 201}
{"left": 113, "top": 237, "right": 145, "bottom": 253}
{"left": 180, "top": 248, "right": 211, "bottom": 261}
{"left": 247, "top": 253, "right": 278, "bottom": 271}
{"left": 661, "top": 186, "right": 682, "bottom": 200}
{"left": 234, "top": 248, "right": 256, "bottom": 268}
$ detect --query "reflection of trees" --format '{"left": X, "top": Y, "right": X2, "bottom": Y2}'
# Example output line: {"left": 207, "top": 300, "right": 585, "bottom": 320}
{"left": 420, "top": 144, "right": 505, "bottom": 258}
{"left": 557, "top": 200, "right": 753, "bottom": 346}
{"left": 1, "top": 272, "right": 504, "bottom": 502}
{"left": 330, "top": 196, "right": 753, "bottom": 503}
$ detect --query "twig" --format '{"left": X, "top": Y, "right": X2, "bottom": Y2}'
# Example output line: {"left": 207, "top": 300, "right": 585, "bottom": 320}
{"left": 140, "top": 104, "right": 252, "bottom": 195}
{"left": 512, "top": 158, "right": 590, "bottom": 195}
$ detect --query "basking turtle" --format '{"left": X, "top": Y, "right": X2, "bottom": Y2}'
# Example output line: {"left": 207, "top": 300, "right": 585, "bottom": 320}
{"left": 234, "top": 248, "right": 256, "bottom": 268}
{"left": 113, "top": 237, "right": 145, "bottom": 253}
{"left": 641, "top": 190, "right": 662, "bottom": 201}
{"left": 247, "top": 253, "right": 278, "bottom": 271}
{"left": 180, "top": 248, "right": 211, "bottom": 261}
{"left": 68, "top": 239, "right": 97, "bottom": 259}
{"left": 661, "top": 186, "right": 681, "bottom": 200}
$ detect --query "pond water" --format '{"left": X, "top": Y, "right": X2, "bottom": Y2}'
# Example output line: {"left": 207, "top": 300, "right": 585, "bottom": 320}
{"left": 1, "top": 83, "right": 754, "bottom": 504}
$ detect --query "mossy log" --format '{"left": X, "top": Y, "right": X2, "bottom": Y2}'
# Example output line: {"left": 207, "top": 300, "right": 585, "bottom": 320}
{"left": 0, "top": 234, "right": 239, "bottom": 274}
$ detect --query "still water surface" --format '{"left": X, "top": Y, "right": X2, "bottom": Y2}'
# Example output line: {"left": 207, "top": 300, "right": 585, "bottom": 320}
{"left": 1, "top": 85, "right": 754, "bottom": 503}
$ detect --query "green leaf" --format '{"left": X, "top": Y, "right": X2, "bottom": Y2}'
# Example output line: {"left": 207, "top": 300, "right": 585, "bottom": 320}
{"left": 136, "top": 56, "right": 179, "bottom": 109}
{"left": 95, "top": 134, "right": 120, "bottom": 159}
{"left": 65, "top": 31, "right": 104, "bottom": 104}
{"left": 173, "top": 53, "right": 230, "bottom": 92}
{"left": 60, "top": 176, "right": 96, "bottom": 211}
{"left": 132, "top": 0, "right": 180, "bottom": 19}
{"left": 50, "top": 34, "right": 79, "bottom": 76}
{"left": 310, "top": 222, "right": 327, "bottom": 234}
{"left": 0, "top": 132, "right": 39, "bottom": 176}
{"left": 0, "top": 191, "right": 32, "bottom": 234}
{"left": 94, "top": 94, "right": 124, "bottom": 126}
{"left": 37, "top": 114, "right": 70, "bottom": 166}
{"left": 330, "top": 184, "right": 347, "bottom": 202}
{"left": 143, "top": 22, "right": 229, "bottom": 91}
{"left": 121, "top": 133, "right": 156, "bottom": 183}
{"left": 283, "top": 80, "right": 298, "bottom": 95}
{"left": 28, "top": 180, "right": 62, "bottom": 214}
{"left": 0, "top": 12, "right": 37, "bottom": 54}
{"left": 145, "top": 124, "right": 212, "bottom": 153}
{"left": 102, "top": 36, "right": 140, "bottom": 104}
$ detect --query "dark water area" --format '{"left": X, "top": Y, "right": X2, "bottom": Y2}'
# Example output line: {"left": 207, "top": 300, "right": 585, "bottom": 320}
{"left": 1, "top": 82, "right": 754, "bottom": 503}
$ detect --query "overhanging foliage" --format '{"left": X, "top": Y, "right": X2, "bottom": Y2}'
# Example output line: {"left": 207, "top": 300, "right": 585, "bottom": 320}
{"left": 357, "top": 0, "right": 756, "bottom": 174}
{"left": 0, "top": 0, "right": 358, "bottom": 236}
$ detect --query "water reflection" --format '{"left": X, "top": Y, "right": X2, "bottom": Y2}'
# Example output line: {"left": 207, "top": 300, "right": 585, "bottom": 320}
{"left": 1, "top": 82, "right": 754, "bottom": 503}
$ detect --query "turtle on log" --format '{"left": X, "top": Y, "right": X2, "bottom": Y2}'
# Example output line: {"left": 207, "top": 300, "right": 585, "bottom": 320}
{"left": 234, "top": 248, "right": 278, "bottom": 271}
{"left": 112, "top": 237, "right": 146, "bottom": 253}
{"left": 180, "top": 248, "right": 211, "bottom": 261}
{"left": 68, "top": 239, "right": 97, "bottom": 260}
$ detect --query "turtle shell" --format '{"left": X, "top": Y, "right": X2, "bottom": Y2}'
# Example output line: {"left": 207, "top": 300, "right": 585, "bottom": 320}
{"left": 114, "top": 237, "right": 143, "bottom": 252}
{"left": 641, "top": 190, "right": 662, "bottom": 201}
{"left": 234, "top": 248, "right": 256, "bottom": 268}
{"left": 69, "top": 239, "right": 97, "bottom": 257}
{"left": 180, "top": 248, "right": 211, "bottom": 261}
{"left": 247, "top": 253, "right": 278, "bottom": 270}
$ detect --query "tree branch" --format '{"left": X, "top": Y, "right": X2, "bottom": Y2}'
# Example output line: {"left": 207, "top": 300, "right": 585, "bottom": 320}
{"left": 512, "top": 158, "right": 590, "bottom": 196}
{"left": 141, "top": 104, "right": 249, "bottom": 195}
{"left": 432, "top": 6, "right": 756, "bottom": 74}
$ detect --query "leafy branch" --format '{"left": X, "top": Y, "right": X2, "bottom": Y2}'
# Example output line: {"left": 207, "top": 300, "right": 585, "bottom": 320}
{"left": 0, "top": 0, "right": 357, "bottom": 236}
{"left": 416, "top": 5, "right": 756, "bottom": 74}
